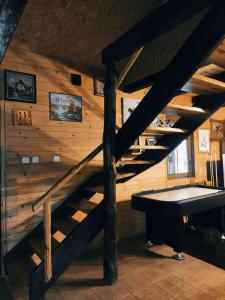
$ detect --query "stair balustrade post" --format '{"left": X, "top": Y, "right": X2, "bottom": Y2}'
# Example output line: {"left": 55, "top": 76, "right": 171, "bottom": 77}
{"left": 44, "top": 199, "right": 52, "bottom": 282}
{"left": 103, "top": 62, "right": 118, "bottom": 284}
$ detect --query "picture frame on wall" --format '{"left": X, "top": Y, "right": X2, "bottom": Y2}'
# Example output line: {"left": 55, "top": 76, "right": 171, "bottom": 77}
{"left": 198, "top": 129, "right": 210, "bottom": 152}
{"left": 210, "top": 119, "right": 225, "bottom": 141}
{"left": 13, "top": 110, "right": 32, "bottom": 126}
{"left": 4, "top": 69, "right": 36, "bottom": 103}
{"left": 122, "top": 97, "right": 141, "bottom": 124}
{"left": 49, "top": 92, "right": 82, "bottom": 122}
{"left": 93, "top": 77, "right": 105, "bottom": 96}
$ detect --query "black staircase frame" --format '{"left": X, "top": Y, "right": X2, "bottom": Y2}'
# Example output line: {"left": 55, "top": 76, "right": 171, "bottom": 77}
{"left": 101, "top": 0, "right": 225, "bottom": 285}
{"left": 117, "top": 93, "right": 225, "bottom": 179}
{"left": 2, "top": 0, "right": 225, "bottom": 298}
{"left": 113, "top": 1, "right": 225, "bottom": 161}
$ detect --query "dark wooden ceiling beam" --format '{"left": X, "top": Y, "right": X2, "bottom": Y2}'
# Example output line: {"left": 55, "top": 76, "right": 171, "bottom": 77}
{"left": 114, "top": 1, "right": 225, "bottom": 161}
{"left": 102, "top": 0, "right": 214, "bottom": 64}
{"left": 0, "top": 0, "right": 28, "bottom": 64}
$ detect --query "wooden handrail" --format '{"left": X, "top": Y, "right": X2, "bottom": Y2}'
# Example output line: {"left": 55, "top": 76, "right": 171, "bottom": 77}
{"left": 33, "top": 143, "right": 103, "bottom": 283}
{"left": 32, "top": 143, "right": 103, "bottom": 212}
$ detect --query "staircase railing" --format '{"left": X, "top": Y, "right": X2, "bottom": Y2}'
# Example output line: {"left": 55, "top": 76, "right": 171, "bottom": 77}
{"left": 32, "top": 143, "right": 103, "bottom": 282}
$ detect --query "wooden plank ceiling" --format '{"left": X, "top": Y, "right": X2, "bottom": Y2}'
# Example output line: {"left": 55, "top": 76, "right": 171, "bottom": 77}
{"left": 5, "top": 0, "right": 225, "bottom": 96}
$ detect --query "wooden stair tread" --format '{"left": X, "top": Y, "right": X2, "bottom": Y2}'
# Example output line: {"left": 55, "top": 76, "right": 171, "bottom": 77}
{"left": 116, "top": 172, "right": 136, "bottom": 178}
{"left": 28, "top": 236, "right": 59, "bottom": 260}
{"left": 53, "top": 216, "right": 79, "bottom": 236}
{"left": 143, "top": 127, "right": 187, "bottom": 135}
{"left": 163, "top": 103, "right": 208, "bottom": 116}
{"left": 130, "top": 145, "right": 168, "bottom": 150}
{"left": 5, "top": 255, "right": 36, "bottom": 286}
{"left": 67, "top": 200, "right": 97, "bottom": 213}
{"left": 117, "top": 160, "right": 154, "bottom": 165}
{"left": 85, "top": 185, "right": 104, "bottom": 194}
{"left": 85, "top": 173, "right": 137, "bottom": 192}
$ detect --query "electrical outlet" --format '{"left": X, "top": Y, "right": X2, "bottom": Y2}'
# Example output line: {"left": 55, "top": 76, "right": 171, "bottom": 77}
{"left": 53, "top": 155, "right": 60, "bottom": 162}
{"left": 22, "top": 156, "right": 30, "bottom": 164}
{"left": 32, "top": 156, "right": 39, "bottom": 164}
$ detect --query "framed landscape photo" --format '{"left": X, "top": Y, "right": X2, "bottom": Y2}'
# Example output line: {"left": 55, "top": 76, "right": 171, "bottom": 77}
{"left": 198, "top": 129, "right": 210, "bottom": 152}
{"left": 49, "top": 92, "right": 82, "bottom": 122}
{"left": 93, "top": 77, "right": 105, "bottom": 96}
{"left": 4, "top": 69, "right": 36, "bottom": 103}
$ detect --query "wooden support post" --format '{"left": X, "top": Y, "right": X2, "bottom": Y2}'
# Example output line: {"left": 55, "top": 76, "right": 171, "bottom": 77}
{"left": 44, "top": 199, "right": 52, "bottom": 282}
{"left": 0, "top": 95, "right": 7, "bottom": 276}
{"left": 103, "top": 62, "right": 118, "bottom": 285}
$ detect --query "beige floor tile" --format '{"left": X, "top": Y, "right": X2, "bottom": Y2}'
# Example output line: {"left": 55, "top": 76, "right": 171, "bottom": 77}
{"left": 174, "top": 287, "right": 214, "bottom": 300}
{"left": 156, "top": 275, "right": 191, "bottom": 297}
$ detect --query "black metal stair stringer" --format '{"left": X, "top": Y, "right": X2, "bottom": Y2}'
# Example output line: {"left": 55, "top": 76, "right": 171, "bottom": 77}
{"left": 29, "top": 200, "right": 104, "bottom": 300}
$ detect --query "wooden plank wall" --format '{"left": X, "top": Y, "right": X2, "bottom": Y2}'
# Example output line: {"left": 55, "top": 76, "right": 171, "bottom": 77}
{"left": 0, "top": 44, "right": 224, "bottom": 252}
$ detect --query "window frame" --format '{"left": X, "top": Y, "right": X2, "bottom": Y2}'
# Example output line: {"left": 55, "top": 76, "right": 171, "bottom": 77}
{"left": 167, "top": 135, "right": 195, "bottom": 179}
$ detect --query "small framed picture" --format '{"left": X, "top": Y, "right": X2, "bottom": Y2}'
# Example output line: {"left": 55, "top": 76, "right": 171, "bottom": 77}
{"left": 210, "top": 119, "right": 225, "bottom": 141}
{"left": 198, "top": 129, "right": 210, "bottom": 152}
{"left": 93, "top": 77, "right": 105, "bottom": 96}
{"left": 49, "top": 92, "right": 82, "bottom": 122}
{"left": 146, "top": 137, "right": 156, "bottom": 146}
{"left": 13, "top": 110, "right": 32, "bottom": 125}
{"left": 4, "top": 69, "right": 36, "bottom": 103}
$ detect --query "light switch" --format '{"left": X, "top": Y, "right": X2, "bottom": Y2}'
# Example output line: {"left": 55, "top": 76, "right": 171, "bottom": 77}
{"left": 53, "top": 155, "right": 60, "bottom": 162}
{"left": 22, "top": 156, "right": 30, "bottom": 164}
{"left": 32, "top": 156, "right": 39, "bottom": 164}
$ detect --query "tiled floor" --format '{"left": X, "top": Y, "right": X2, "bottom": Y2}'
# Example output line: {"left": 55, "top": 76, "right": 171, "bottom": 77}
{"left": 8, "top": 234, "right": 225, "bottom": 299}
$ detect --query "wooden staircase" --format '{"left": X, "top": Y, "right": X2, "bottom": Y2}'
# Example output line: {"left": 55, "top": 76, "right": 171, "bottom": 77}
{"left": 3, "top": 1, "right": 225, "bottom": 299}
{"left": 4, "top": 95, "right": 225, "bottom": 300}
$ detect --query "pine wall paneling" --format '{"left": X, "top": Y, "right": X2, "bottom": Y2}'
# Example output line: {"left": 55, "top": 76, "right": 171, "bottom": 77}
{"left": 0, "top": 45, "right": 223, "bottom": 252}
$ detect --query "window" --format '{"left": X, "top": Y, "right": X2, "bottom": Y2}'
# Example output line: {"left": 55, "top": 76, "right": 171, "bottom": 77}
{"left": 167, "top": 137, "right": 194, "bottom": 178}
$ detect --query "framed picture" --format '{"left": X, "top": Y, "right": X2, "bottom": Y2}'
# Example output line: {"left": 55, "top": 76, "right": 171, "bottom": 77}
{"left": 13, "top": 110, "right": 32, "bottom": 125}
{"left": 198, "top": 129, "right": 210, "bottom": 152}
{"left": 49, "top": 92, "right": 82, "bottom": 122}
{"left": 210, "top": 119, "right": 225, "bottom": 141}
{"left": 4, "top": 69, "right": 36, "bottom": 103}
{"left": 93, "top": 77, "right": 105, "bottom": 96}
{"left": 146, "top": 137, "right": 156, "bottom": 146}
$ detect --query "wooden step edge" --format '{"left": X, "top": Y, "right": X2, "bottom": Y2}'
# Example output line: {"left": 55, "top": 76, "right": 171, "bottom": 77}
{"left": 143, "top": 127, "right": 187, "bottom": 135}
{"left": 27, "top": 237, "right": 45, "bottom": 261}
{"left": 30, "top": 252, "right": 42, "bottom": 266}
{"left": 52, "top": 229, "right": 67, "bottom": 243}
{"left": 163, "top": 103, "right": 208, "bottom": 115}
{"left": 52, "top": 217, "right": 79, "bottom": 236}
{"left": 85, "top": 171, "right": 142, "bottom": 193}
{"left": 85, "top": 185, "right": 104, "bottom": 194}
{"left": 117, "top": 160, "right": 154, "bottom": 166}
{"left": 130, "top": 145, "right": 168, "bottom": 150}
{"left": 66, "top": 200, "right": 98, "bottom": 212}
{"left": 116, "top": 172, "right": 136, "bottom": 179}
